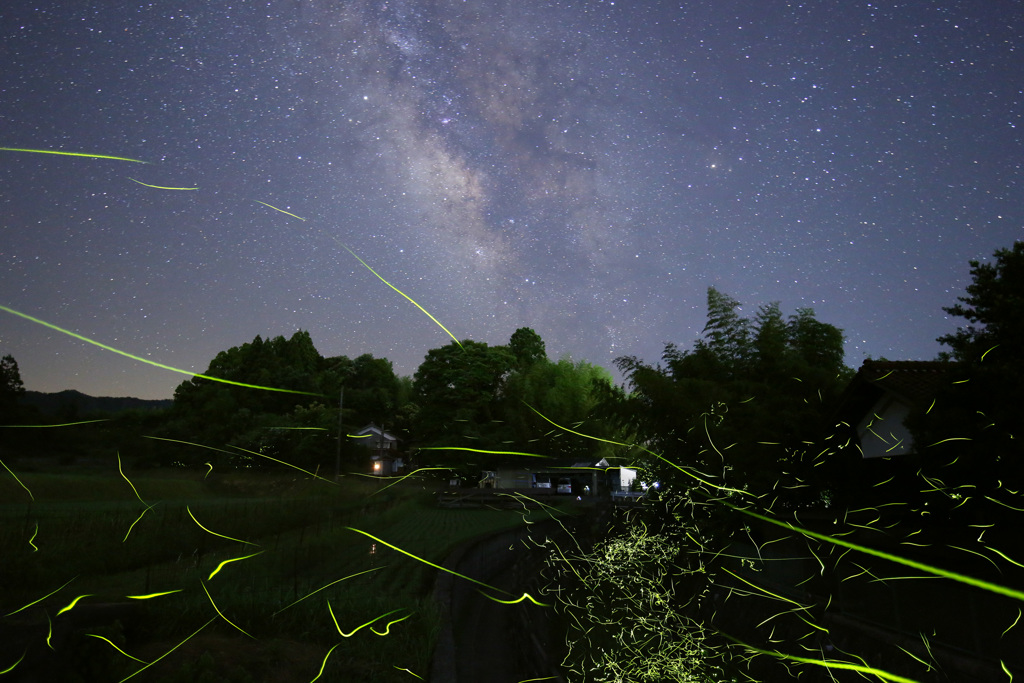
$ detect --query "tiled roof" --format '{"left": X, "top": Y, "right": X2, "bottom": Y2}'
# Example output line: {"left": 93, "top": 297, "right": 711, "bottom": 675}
{"left": 352, "top": 423, "right": 399, "bottom": 441}
{"left": 856, "top": 360, "right": 954, "bottom": 404}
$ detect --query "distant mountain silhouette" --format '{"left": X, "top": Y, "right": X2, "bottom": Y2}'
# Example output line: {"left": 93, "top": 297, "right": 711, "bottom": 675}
{"left": 21, "top": 389, "right": 172, "bottom": 417}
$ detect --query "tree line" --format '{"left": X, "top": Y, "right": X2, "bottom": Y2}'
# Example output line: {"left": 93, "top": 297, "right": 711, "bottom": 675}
{"left": 5, "top": 241, "right": 1020, "bottom": 490}
{"left": 2, "top": 241, "right": 1021, "bottom": 679}
{"left": 546, "top": 241, "right": 1024, "bottom": 681}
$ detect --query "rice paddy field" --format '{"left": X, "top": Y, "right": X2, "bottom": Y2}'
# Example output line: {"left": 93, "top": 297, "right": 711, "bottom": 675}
{"left": 0, "top": 464, "right": 554, "bottom": 682}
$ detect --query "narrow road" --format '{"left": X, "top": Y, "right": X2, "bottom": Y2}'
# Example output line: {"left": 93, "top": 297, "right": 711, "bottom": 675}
{"left": 453, "top": 560, "right": 532, "bottom": 682}
{"left": 433, "top": 517, "right": 572, "bottom": 683}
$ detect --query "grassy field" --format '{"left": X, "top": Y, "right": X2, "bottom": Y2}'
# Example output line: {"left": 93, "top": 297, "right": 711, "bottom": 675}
{"left": 0, "top": 462, "right": 557, "bottom": 682}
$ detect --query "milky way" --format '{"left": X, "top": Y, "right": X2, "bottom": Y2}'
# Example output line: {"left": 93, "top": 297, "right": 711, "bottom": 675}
{"left": 1, "top": 1, "right": 1021, "bottom": 398}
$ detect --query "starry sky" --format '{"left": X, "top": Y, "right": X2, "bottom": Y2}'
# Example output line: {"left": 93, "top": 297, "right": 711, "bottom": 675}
{"left": 1, "top": 0, "right": 1021, "bottom": 400}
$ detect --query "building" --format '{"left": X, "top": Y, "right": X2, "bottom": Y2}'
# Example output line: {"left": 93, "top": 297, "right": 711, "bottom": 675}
{"left": 836, "top": 360, "right": 954, "bottom": 458}
{"left": 479, "top": 458, "right": 636, "bottom": 496}
{"left": 350, "top": 423, "right": 403, "bottom": 475}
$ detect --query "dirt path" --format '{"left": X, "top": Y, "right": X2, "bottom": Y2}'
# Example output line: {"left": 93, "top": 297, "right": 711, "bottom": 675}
{"left": 453, "top": 560, "right": 531, "bottom": 682}
{"left": 436, "top": 518, "right": 570, "bottom": 683}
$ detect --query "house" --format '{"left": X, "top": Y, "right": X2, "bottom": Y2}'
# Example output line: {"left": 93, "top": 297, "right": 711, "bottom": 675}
{"left": 351, "top": 423, "right": 404, "bottom": 475}
{"left": 479, "top": 458, "right": 636, "bottom": 496}
{"left": 836, "top": 360, "right": 954, "bottom": 458}
{"left": 607, "top": 464, "right": 638, "bottom": 493}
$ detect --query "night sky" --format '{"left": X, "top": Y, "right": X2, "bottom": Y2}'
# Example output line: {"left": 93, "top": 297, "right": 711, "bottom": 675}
{"left": 1, "top": 1, "right": 1021, "bottom": 400}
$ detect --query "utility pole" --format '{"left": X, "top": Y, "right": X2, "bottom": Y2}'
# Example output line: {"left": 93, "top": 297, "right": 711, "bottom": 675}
{"left": 334, "top": 387, "right": 344, "bottom": 482}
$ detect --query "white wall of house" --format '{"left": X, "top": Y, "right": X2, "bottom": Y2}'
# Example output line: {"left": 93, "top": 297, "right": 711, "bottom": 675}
{"left": 616, "top": 467, "right": 637, "bottom": 490}
{"left": 856, "top": 397, "right": 913, "bottom": 458}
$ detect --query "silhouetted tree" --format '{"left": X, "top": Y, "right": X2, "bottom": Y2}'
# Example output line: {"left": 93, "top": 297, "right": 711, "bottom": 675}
{"left": 0, "top": 354, "right": 33, "bottom": 434}
{"left": 161, "top": 332, "right": 408, "bottom": 470}
{"left": 610, "top": 287, "right": 850, "bottom": 501}
{"left": 508, "top": 326, "right": 547, "bottom": 370}
{"left": 937, "top": 240, "right": 1024, "bottom": 364}
{"left": 500, "top": 356, "right": 619, "bottom": 462}
{"left": 907, "top": 241, "right": 1024, "bottom": 519}
{"left": 412, "top": 339, "right": 514, "bottom": 462}
{"left": 0, "top": 354, "right": 25, "bottom": 409}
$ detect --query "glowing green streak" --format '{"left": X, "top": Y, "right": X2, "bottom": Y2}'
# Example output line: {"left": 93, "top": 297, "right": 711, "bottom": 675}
{"left": 989, "top": 547, "right": 1024, "bottom": 570}
{"left": 187, "top": 506, "right": 259, "bottom": 547}
{"left": 393, "top": 666, "right": 425, "bottom": 679}
{"left": 128, "top": 177, "right": 197, "bottom": 190}
{"left": 726, "top": 503, "right": 1024, "bottom": 603}
{"left": 119, "top": 617, "right": 214, "bottom": 682}
{"left": 142, "top": 435, "right": 233, "bottom": 455}
{"left": 345, "top": 527, "right": 510, "bottom": 595}
{"left": 338, "top": 242, "right": 462, "bottom": 349}
{"left": 704, "top": 411, "right": 724, "bottom": 460}
{"left": 986, "top": 496, "right": 1024, "bottom": 513}
{"left": 523, "top": 402, "right": 636, "bottom": 452}
{"left": 495, "top": 491, "right": 573, "bottom": 522}
{"left": 273, "top": 567, "right": 384, "bottom": 615}
{"left": 0, "top": 650, "right": 25, "bottom": 675}
{"left": 201, "top": 580, "right": 253, "bottom": 638}
{"left": 28, "top": 522, "right": 39, "bottom": 552}
{"left": 0, "top": 305, "right": 324, "bottom": 397}
{"left": 126, "top": 590, "right": 182, "bottom": 600}
{"left": 369, "top": 467, "right": 457, "bottom": 496}
{"left": 478, "top": 590, "right": 551, "bottom": 607}
{"left": 208, "top": 550, "right": 265, "bottom": 580}
{"left": 55, "top": 594, "right": 93, "bottom": 617}
{"left": 0, "top": 147, "right": 149, "bottom": 163}
{"left": 347, "top": 471, "right": 383, "bottom": 480}
{"left": 85, "top": 634, "right": 149, "bottom": 663}
{"left": 310, "top": 643, "right": 342, "bottom": 682}
{"left": 1, "top": 419, "right": 108, "bottom": 428}
{"left": 0, "top": 458, "right": 33, "bottom": 501}
{"left": 724, "top": 633, "right": 919, "bottom": 682}
{"left": 370, "top": 611, "right": 413, "bottom": 635}
{"left": 524, "top": 402, "right": 751, "bottom": 498}
{"left": 5, "top": 576, "right": 76, "bottom": 616}
{"left": 118, "top": 452, "right": 148, "bottom": 506}
{"left": 229, "top": 444, "right": 336, "bottom": 483}
{"left": 722, "top": 568, "right": 812, "bottom": 615}
{"left": 327, "top": 602, "right": 406, "bottom": 637}
{"left": 927, "top": 437, "right": 972, "bottom": 447}
{"left": 122, "top": 507, "right": 152, "bottom": 543}
{"left": 420, "top": 446, "right": 551, "bottom": 459}
{"left": 254, "top": 199, "right": 306, "bottom": 221}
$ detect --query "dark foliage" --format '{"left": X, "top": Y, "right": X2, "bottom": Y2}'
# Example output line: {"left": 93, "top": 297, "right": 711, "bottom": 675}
{"left": 608, "top": 287, "right": 851, "bottom": 505}
{"left": 907, "top": 241, "right": 1024, "bottom": 523}
{"left": 161, "top": 331, "right": 408, "bottom": 471}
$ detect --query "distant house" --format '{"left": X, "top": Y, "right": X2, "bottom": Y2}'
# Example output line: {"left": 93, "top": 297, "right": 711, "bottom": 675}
{"left": 479, "top": 457, "right": 636, "bottom": 496}
{"left": 836, "top": 360, "right": 954, "bottom": 458}
{"left": 351, "top": 423, "right": 403, "bottom": 475}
